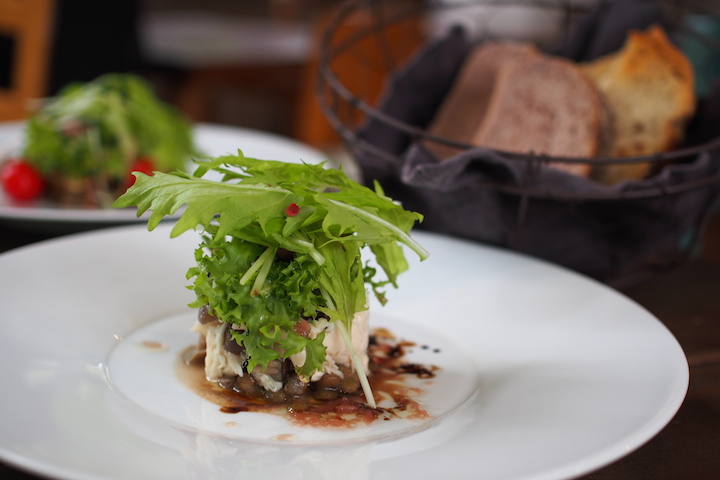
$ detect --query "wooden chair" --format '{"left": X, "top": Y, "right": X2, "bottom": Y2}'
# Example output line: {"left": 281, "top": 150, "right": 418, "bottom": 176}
{"left": 0, "top": 0, "right": 55, "bottom": 121}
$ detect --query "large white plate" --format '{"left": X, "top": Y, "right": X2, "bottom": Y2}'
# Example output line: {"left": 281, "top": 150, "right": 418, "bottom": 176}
{"left": 0, "top": 226, "right": 688, "bottom": 480}
{"left": 0, "top": 122, "right": 327, "bottom": 231}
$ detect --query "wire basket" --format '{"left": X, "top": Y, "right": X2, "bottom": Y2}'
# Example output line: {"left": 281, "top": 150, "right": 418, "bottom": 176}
{"left": 316, "top": 0, "right": 720, "bottom": 287}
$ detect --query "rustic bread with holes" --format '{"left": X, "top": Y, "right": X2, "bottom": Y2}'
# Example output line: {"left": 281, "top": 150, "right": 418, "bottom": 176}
{"left": 580, "top": 25, "right": 696, "bottom": 185}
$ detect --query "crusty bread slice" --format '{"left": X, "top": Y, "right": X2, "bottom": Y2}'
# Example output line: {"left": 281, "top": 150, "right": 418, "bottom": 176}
{"left": 472, "top": 56, "right": 604, "bottom": 176}
{"left": 580, "top": 25, "right": 696, "bottom": 185}
{"left": 425, "top": 41, "right": 540, "bottom": 160}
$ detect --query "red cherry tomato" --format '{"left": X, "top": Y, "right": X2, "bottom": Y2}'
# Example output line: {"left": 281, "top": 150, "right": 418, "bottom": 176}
{"left": 127, "top": 158, "right": 156, "bottom": 187}
{"left": 0, "top": 159, "right": 45, "bottom": 201}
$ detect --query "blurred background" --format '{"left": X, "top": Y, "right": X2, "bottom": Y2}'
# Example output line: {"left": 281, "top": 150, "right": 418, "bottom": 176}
{"left": 0, "top": 0, "right": 349, "bottom": 154}
{"left": 0, "top": 0, "right": 611, "bottom": 155}
{"left": 4, "top": 0, "right": 720, "bottom": 147}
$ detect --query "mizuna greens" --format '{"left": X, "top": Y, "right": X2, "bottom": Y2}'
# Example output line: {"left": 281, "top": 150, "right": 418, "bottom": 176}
{"left": 114, "top": 153, "right": 427, "bottom": 407}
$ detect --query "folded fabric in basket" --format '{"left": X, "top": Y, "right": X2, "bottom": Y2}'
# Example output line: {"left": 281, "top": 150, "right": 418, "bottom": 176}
{"left": 354, "top": 0, "right": 720, "bottom": 286}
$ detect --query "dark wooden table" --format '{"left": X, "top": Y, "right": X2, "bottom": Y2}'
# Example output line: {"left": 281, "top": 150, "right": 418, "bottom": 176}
{"left": 1, "top": 212, "right": 719, "bottom": 480}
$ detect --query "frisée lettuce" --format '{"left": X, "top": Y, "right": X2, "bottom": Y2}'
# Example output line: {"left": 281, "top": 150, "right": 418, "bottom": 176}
{"left": 114, "top": 153, "right": 427, "bottom": 407}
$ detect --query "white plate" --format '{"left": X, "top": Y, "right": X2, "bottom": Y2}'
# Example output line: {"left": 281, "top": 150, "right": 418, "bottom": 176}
{"left": 0, "top": 226, "right": 688, "bottom": 480}
{"left": 0, "top": 122, "right": 327, "bottom": 231}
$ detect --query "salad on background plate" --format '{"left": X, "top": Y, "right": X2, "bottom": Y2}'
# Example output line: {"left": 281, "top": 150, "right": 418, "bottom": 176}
{"left": 0, "top": 74, "right": 196, "bottom": 207}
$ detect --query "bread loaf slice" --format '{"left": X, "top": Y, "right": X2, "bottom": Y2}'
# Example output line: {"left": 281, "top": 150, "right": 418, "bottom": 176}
{"left": 580, "top": 26, "right": 696, "bottom": 185}
{"left": 426, "top": 41, "right": 540, "bottom": 160}
{"left": 472, "top": 56, "right": 604, "bottom": 176}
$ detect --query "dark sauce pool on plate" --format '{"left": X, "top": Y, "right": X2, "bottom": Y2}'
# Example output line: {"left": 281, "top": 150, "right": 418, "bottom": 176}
{"left": 175, "top": 328, "right": 439, "bottom": 429}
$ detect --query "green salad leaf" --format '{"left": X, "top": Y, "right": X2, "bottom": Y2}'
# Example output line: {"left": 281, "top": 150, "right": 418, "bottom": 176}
{"left": 114, "top": 152, "right": 427, "bottom": 404}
